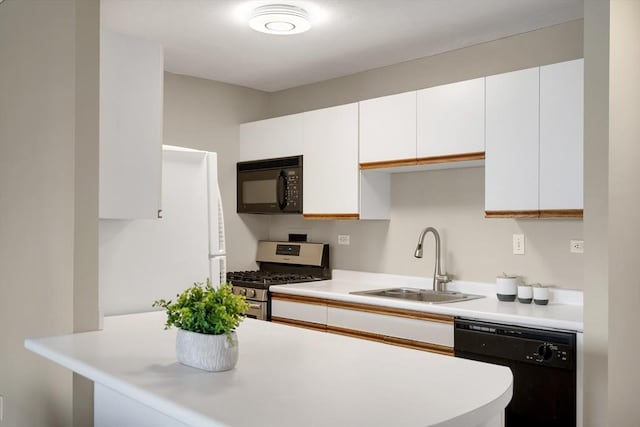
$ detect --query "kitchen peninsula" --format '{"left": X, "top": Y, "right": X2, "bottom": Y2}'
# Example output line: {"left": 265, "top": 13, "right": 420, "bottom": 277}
{"left": 26, "top": 312, "right": 512, "bottom": 427}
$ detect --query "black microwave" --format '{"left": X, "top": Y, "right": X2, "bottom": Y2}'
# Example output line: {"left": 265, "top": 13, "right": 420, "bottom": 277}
{"left": 237, "top": 155, "right": 302, "bottom": 214}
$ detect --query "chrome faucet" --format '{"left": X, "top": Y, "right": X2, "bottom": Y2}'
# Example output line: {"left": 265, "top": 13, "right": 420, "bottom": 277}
{"left": 414, "top": 227, "right": 450, "bottom": 292}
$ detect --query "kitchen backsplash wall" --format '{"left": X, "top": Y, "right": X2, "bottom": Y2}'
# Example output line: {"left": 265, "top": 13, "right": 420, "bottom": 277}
{"left": 269, "top": 167, "right": 584, "bottom": 289}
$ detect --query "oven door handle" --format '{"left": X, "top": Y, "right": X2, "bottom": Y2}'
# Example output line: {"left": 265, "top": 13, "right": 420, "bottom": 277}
{"left": 248, "top": 303, "right": 263, "bottom": 310}
{"left": 276, "top": 170, "right": 287, "bottom": 210}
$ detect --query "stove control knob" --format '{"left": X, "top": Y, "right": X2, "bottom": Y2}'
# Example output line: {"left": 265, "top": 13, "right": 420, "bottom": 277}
{"left": 247, "top": 289, "right": 256, "bottom": 298}
{"left": 537, "top": 343, "right": 553, "bottom": 361}
{"left": 237, "top": 288, "right": 246, "bottom": 296}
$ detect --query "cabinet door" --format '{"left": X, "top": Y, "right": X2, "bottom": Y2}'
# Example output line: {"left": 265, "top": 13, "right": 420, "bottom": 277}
{"left": 303, "top": 103, "right": 359, "bottom": 217}
{"left": 539, "top": 59, "right": 584, "bottom": 212}
{"left": 485, "top": 67, "right": 540, "bottom": 214}
{"left": 271, "top": 298, "right": 327, "bottom": 325}
{"left": 417, "top": 78, "right": 485, "bottom": 158}
{"left": 327, "top": 307, "right": 454, "bottom": 349}
{"left": 359, "top": 92, "right": 417, "bottom": 164}
{"left": 239, "top": 113, "right": 304, "bottom": 161}
{"left": 99, "top": 31, "right": 163, "bottom": 219}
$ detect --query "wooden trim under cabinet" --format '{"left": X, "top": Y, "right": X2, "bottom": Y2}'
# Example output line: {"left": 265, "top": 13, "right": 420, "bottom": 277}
{"left": 539, "top": 209, "right": 583, "bottom": 218}
{"left": 326, "top": 325, "right": 454, "bottom": 356}
{"left": 328, "top": 299, "right": 454, "bottom": 325}
{"left": 359, "top": 152, "right": 485, "bottom": 170}
{"left": 415, "top": 151, "right": 485, "bottom": 166}
{"left": 271, "top": 317, "right": 327, "bottom": 333}
{"left": 485, "top": 210, "right": 540, "bottom": 218}
{"left": 360, "top": 158, "right": 418, "bottom": 170}
{"left": 271, "top": 293, "right": 328, "bottom": 306}
{"left": 303, "top": 213, "right": 360, "bottom": 220}
{"left": 486, "top": 209, "right": 584, "bottom": 219}
{"left": 271, "top": 293, "right": 455, "bottom": 356}
{"left": 271, "top": 293, "right": 454, "bottom": 325}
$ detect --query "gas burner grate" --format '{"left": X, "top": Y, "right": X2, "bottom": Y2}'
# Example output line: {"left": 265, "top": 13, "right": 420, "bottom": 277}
{"left": 226, "top": 270, "right": 323, "bottom": 288}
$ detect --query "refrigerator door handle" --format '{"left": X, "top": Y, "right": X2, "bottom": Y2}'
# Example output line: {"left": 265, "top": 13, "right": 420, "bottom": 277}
{"left": 216, "top": 186, "right": 226, "bottom": 254}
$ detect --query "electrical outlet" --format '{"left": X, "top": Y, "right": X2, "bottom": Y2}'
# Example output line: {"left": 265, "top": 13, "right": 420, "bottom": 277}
{"left": 338, "top": 235, "right": 350, "bottom": 245}
{"left": 513, "top": 234, "right": 525, "bottom": 255}
{"left": 570, "top": 240, "right": 584, "bottom": 253}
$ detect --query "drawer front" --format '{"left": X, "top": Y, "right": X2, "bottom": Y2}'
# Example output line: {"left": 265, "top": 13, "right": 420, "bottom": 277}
{"left": 271, "top": 299, "right": 327, "bottom": 325}
{"left": 327, "top": 307, "right": 453, "bottom": 347}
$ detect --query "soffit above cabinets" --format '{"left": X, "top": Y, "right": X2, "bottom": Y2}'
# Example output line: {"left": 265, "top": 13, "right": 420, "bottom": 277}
{"left": 101, "top": 0, "right": 583, "bottom": 92}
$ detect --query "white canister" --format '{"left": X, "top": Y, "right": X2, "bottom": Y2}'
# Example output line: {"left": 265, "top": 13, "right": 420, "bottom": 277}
{"left": 533, "top": 286, "right": 550, "bottom": 305}
{"left": 517, "top": 285, "right": 533, "bottom": 304}
{"left": 496, "top": 275, "right": 518, "bottom": 301}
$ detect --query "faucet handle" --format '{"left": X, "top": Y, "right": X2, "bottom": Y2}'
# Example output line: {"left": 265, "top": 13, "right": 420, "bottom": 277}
{"left": 434, "top": 274, "right": 450, "bottom": 292}
{"left": 436, "top": 273, "right": 451, "bottom": 284}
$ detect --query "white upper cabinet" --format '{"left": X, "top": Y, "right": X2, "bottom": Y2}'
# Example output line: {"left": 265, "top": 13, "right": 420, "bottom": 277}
{"left": 485, "top": 67, "right": 540, "bottom": 214}
{"left": 417, "top": 78, "right": 485, "bottom": 158}
{"left": 99, "top": 31, "right": 164, "bottom": 219}
{"left": 359, "top": 92, "right": 417, "bottom": 164}
{"left": 303, "top": 103, "right": 359, "bottom": 217}
{"left": 539, "top": 59, "right": 584, "bottom": 212}
{"left": 239, "top": 113, "right": 304, "bottom": 162}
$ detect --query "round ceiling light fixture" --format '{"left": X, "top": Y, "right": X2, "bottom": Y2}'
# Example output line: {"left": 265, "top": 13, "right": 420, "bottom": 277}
{"left": 249, "top": 4, "right": 311, "bottom": 35}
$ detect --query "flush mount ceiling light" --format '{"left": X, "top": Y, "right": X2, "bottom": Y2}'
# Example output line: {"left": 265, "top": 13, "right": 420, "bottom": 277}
{"left": 249, "top": 4, "right": 311, "bottom": 35}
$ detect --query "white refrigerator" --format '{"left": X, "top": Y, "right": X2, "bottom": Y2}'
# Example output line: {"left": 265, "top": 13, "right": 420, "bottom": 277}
{"left": 99, "top": 145, "right": 226, "bottom": 316}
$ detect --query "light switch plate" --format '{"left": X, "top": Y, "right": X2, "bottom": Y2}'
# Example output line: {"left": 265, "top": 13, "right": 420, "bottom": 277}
{"left": 338, "top": 235, "right": 350, "bottom": 245}
{"left": 513, "top": 234, "right": 525, "bottom": 255}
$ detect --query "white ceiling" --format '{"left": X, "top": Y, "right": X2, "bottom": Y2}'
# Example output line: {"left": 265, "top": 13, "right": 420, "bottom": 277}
{"left": 101, "top": 0, "right": 583, "bottom": 92}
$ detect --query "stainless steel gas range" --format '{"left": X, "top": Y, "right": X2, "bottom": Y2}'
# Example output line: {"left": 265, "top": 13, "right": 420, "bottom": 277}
{"left": 226, "top": 241, "right": 330, "bottom": 320}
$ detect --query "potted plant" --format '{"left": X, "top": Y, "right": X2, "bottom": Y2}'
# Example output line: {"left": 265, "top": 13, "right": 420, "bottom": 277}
{"left": 153, "top": 279, "right": 249, "bottom": 372}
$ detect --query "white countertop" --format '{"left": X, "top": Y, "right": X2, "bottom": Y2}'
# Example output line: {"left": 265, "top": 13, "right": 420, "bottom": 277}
{"left": 26, "top": 311, "right": 512, "bottom": 427}
{"left": 269, "top": 270, "right": 584, "bottom": 332}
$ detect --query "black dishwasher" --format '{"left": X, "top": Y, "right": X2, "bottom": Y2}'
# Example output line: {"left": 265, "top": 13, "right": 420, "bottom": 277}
{"left": 454, "top": 318, "right": 576, "bottom": 427}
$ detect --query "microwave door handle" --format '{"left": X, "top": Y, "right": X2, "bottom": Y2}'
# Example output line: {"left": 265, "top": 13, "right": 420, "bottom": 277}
{"left": 277, "top": 171, "right": 287, "bottom": 210}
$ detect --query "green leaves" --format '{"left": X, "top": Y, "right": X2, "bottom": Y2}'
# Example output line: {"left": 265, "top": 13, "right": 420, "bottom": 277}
{"left": 152, "top": 279, "right": 249, "bottom": 339}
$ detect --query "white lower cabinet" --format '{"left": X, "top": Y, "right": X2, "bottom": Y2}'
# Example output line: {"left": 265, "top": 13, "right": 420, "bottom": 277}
{"left": 270, "top": 293, "right": 454, "bottom": 354}
{"left": 326, "top": 307, "right": 453, "bottom": 348}
{"left": 271, "top": 298, "right": 327, "bottom": 327}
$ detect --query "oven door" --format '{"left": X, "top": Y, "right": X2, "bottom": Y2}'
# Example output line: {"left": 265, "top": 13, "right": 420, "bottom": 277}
{"left": 246, "top": 301, "right": 268, "bottom": 320}
{"left": 237, "top": 156, "right": 302, "bottom": 214}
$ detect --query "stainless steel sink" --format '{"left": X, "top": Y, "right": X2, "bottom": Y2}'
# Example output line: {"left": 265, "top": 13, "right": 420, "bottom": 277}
{"left": 350, "top": 287, "right": 484, "bottom": 304}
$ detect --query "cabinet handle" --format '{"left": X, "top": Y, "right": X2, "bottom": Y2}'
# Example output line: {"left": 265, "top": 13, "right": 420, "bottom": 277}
{"left": 157, "top": 209, "right": 163, "bottom": 219}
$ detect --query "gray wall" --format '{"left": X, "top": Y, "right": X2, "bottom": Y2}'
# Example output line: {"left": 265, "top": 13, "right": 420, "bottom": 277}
{"left": 583, "top": 1, "right": 609, "bottom": 425}
{"left": 266, "top": 21, "right": 585, "bottom": 289}
{"left": 268, "top": 20, "right": 583, "bottom": 117}
{"left": 269, "top": 167, "right": 584, "bottom": 287}
{"left": 163, "top": 72, "right": 271, "bottom": 271}
{"left": 0, "top": 1, "right": 81, "bottom": 425}
{"left": 608, "top": 1, "right": 640, "bottom": 424}
{"left": 73, "top": 1, "right": 100, "bottom": 425}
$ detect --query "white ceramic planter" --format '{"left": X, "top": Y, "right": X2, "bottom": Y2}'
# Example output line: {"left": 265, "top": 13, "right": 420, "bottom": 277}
{"left": 175, "top": 329, "right": 239, "bottom": 372}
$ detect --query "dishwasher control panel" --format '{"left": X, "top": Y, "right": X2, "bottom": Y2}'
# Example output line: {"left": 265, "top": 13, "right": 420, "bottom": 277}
{"left": 454, "top": 319, "right": 576, "bottom": 369}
